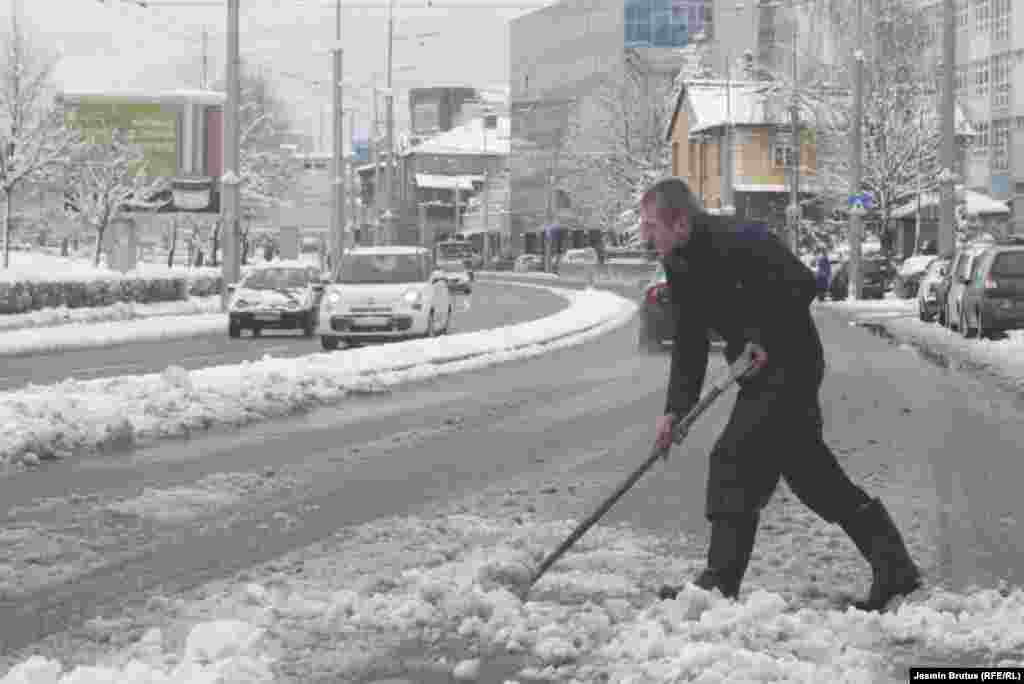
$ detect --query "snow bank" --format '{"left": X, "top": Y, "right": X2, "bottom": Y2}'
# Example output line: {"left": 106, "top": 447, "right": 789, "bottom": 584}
{"left": 0, "top": 252, "right": 219, "bottom": 284}
{"left": 10, "top": 512, "right": 1023, "bottom": 683}
{"left": 0, "top": 313, "right": 226, "bottom": 358}
{"left": 817, "top": 297, "right": 917, "bottom": 315}
{"left": 0, "top": 297, "right": 222, "bottom": 334}
{"left": 0, "top": 285, "right": 636, "bottom": 466}
{"left": 873, "top": 317, "right": 1024, "bottom": 392}
{"left": 0, "top": 619, "right": 274, "bottom": 684}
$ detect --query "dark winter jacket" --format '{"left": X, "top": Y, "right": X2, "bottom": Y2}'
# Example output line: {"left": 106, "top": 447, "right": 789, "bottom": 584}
{"left": 663, "top": 214, "right": 824, "bottom": 417}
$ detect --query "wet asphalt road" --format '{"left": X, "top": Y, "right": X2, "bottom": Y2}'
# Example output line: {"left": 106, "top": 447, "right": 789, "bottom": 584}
{"left": 1, "top": 283, "right": 1023, "bottom": 664}
{"left": 0, "top": 282, "right": 567, "bottom": 392}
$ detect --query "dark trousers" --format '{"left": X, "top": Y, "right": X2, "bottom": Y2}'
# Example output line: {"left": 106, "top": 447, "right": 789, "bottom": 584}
{"left": 705, "top": 379, "right": 870, "bottom": 523}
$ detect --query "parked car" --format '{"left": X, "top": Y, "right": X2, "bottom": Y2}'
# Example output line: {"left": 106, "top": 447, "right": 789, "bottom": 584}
{"left": 637, "top": 263, "right": 723, "bottom": 353}
{"left": 317, "top": 246, "right": 452, "bottom": 350}
{"left": 489, "top": 253, "right": 517, "bottom": 271}
{"left": 944, "top": 242, "right": 993, "bottom": 333}
{"left": 956, "top": 240, "right": 1024, "bottom": 338}
{"left": 513, "top": 254, "right": 544, "bottom": 272}
{"left": 436, "top": 257, "right": 473, "bottom": 294}
{"left": 916, "top": 256, "right": 951, "bottom": 322}
{"left": 227, "top": 262, "right": 324, "bottom": 338}
{"left": 893, "top": 254, "right": 938, "bottom": 299}
{"left": 829, "top": 257, "right": 888, "bottom": 300}
{"left": 562, "top": 247, "right": 599, "bottom": 265}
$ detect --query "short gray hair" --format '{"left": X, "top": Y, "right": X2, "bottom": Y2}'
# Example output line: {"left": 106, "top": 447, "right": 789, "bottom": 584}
{"left": 640, "top": 176, "right": 705, "bottom": 223}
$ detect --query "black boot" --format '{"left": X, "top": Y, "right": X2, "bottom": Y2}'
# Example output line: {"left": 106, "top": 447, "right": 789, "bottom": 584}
{"left": 659, "top": 514, "right": 758, "bottom": 601}
{"left": 839, "top": 497, "right": 922, "bottom": 611}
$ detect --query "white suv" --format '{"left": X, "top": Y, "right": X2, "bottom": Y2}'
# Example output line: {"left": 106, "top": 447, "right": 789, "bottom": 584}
{"left": 317, "top": 246, "right": 453, "bottom": 350}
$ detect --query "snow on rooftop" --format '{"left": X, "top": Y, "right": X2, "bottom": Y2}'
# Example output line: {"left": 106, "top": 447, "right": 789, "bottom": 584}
{"left": 891, "top": 187, "right": 1010, "bottom": 219}
{"left": 405, "top": 116, "right": 510, "bottom": 157}
{"left": 346, "top": 245, "right": 429, "bottom": 255}
{"left": 59, "top": 88, "right": 227, "bottom": 106}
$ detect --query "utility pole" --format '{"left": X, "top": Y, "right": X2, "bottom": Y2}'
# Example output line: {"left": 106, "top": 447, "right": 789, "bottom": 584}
{"left": 382, "top": 0, "right": 396, "bottom": 245}
{"left": 201, "top": 29, "right": 209, "bottom": 89}
{"left": 482, "top": 109, "right": 490, "bottom": 264}
{"left": 348, "top": 109, "right": 357, "bottom": 246}
{"left": 372, "top": 90, "right": 382, "bottom": 245}
{"left": 330, "top": 0, "right": 345, "bottom": 267}
{"left": 848, "top": 0, "right": 865, "bottom": 300}
{"left": 788, "top": 12, "right": 800, "bottom": 253}
{"left": 939, "top": 0, "right": 956, "bottom": 256}
{"left": 221, "top": 0, "right": 242, "bottom": 306}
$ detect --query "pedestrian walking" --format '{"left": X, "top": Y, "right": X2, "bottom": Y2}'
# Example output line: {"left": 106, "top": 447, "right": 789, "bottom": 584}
{"left": 642, "top": 177, "right": 921, "bottom": 611}
{"left": 815, "top": 250, "right": 831, "bottom": 302}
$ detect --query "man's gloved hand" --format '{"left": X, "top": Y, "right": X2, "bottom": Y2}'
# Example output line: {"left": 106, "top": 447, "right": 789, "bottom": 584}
{"left": 655, "top": 412, "right": 688, "bottom": 460}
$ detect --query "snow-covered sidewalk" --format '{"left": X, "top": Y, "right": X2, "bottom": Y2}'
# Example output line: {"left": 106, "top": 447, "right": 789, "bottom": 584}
{"left": 0, "top": 296, "right": 222, "bottom": 335}
{"left": 0, "top": 284, "right": 635, "bottom": 468}
{"left": 5, "top": 465, "right": 1022, "bottom": 684}
{"left": 818, "top": 297, "right": 1024, "bottom": 394}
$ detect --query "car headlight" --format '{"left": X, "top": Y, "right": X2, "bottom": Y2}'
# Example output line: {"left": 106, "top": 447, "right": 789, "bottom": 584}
{"left": 327, "top": 291, "right": 342, "bottom": 306}
{"left": 402, "top": 288, "right": 424, "bottom": 310}
{"left": 232, "top": 298, "right": 253, "bottom": 310}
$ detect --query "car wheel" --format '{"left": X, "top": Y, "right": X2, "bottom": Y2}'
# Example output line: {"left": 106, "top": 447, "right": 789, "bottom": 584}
{"left": 976, "top": 309, "right": 998, "bottom": 340}
{"left": 229, "top": 320, "right": 242, "bottom": 338}
{"left": 918, "top": 300, "right": 928, "bottom": 322}
{"left": 302, "top": 312, "right": 316, "bottom": 338}
{"left": 320, "top": 335, "right": 339, "bottom": 351}
{"left": 960, "top": 307, "right": 977, "bottom": 339}
{"left": 937, "top": 302, "right": 946, "bottom": 327}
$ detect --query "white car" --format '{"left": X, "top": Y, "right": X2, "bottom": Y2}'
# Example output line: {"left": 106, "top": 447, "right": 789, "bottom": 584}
{"left": 916, "top": 255, "right": 951, "bottom": 322}
{"left": 227, "top": 262, "right": 324, "bottom": 338}
{"left": 436, "top": 258, "right": 473, "bottom": 294}
{"left": 317, "top": 246, "right": 453, "bottom": 350}
{"left": 562, "top": 247, "right": 599, "bottom": 265}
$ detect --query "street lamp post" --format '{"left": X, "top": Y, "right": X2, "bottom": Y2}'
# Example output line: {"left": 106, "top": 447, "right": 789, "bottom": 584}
{"left": 849, "top": 0, "right": 865, "bottom": 301}
{"left": 221, "top": 0, "right": 242, "bottom": 309}
{"left": 382, "top": 0, "right": 396, "bottom": 245}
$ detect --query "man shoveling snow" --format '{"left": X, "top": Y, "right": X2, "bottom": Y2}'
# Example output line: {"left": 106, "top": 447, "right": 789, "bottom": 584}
{"left": 639, "top": 177, "right": 922, "bottom": 611}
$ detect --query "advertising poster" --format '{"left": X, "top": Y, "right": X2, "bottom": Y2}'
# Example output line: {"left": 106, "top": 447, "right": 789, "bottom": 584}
{"left": 206, "top": 108, "right": 224, "bottom": 180}
{"left": 67, "top": 98, "right": 180, "bottom": 178}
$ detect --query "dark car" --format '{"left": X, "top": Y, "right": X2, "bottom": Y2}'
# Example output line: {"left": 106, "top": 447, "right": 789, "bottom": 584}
{"left": 957, "top": 240, "right": 1024, "bottom": 339}
{"left": 227, "top": 263, "right": 325, "bottom": 338}
{"left": 829, "top": 257, "right": 888, "bottom": 300}
{"left": 637, "top": 263, "right": 723, "bottom": 353}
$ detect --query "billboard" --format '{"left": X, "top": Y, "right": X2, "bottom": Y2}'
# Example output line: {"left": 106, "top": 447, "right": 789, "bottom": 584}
{"left": 625, "top": 0, "right": 703, "bottom": 48}
{"left": 66, "top": 98, "right": 180, "bottom": 178}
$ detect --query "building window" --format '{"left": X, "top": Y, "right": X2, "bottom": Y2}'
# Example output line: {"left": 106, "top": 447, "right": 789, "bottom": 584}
{"left": 975, "top": 0, "right": 991, "bottom": 33}
{"left": 974, "top": 59, "right": 989, "bottom": 97}
{"left": 973, "top": 120, "right": 990, "bottom": 156}
{"left": 993, "top": 52, "right": 1011, "bottom": 108}
{"left": 993, "top": 0, "right": 1011, "bottom": 41}
{"left": 1016, "top": 116, "right": 1024, "bottom": 130}
{"left": 992, "top": 118, "right": 1010, "bottom": 171}
{"left": 956, "top": 0, "right": 968, "bottom": 28}
{"left": 772, "top": 142, "right": 795, "bottom": 169}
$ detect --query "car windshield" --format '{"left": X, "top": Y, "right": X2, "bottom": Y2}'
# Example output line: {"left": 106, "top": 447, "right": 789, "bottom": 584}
{"left": 242, "top": 268, "right": 309, "bottom": 289}
{"left": 336, "top": 253, "right": 426, "bottom": 284}
{"left": 991, "top": 252, "right": 1024, "bottom": 276}
{"left": 437, "top": 243, "right": 472, "bottom": 261}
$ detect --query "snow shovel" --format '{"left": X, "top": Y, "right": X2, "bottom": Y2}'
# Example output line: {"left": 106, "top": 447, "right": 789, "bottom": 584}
{"left": 519, "top": 343, "right": 761, "bottom": 600}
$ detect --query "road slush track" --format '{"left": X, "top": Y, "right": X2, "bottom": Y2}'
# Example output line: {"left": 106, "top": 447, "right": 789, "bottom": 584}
{"left": 0, "top": 282, "right": 566, "bottom": 391}
{"left": 2, "top": 283, "right": 1024, "bottom": 669}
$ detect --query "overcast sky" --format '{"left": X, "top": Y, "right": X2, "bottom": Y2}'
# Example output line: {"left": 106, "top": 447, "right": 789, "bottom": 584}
{"left": 4, "top": 0, "right": 542, "bottom": 146}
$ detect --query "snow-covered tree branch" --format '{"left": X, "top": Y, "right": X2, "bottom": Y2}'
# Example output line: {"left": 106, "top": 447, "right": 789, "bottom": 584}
{"left": 0, "top": 11, "right": 79, "bottom": 267}
{"left": 561, "top": 55, "right": 675, "bottom": 236}
{"left": 62, "top": 131, "right": 165, "bottom": 266}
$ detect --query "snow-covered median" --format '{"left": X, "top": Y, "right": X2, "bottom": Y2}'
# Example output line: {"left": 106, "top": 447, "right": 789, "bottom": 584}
{"left": 0, "top": 251, "right": 220, "bottom": 283}
{"left": 0, "top": 285, "right": 636, "bottom": 466}
{"left": 0, "top": 296, "right": 222, "bottom": 334}
{"left": 0, "top": 312, "right": 227, "bottom": 358}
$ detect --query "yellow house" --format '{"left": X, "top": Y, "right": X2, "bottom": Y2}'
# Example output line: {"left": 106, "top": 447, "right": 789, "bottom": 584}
{"left": 665, "top": 80, "right": 820, "bottom": 225}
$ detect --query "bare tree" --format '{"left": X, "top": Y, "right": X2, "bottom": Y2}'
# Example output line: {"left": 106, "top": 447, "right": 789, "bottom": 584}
{"left": 0, "top": 9, "right": 79, "bottom": 267}
{"left": 561, "top": 53, "right": 675, "bottom": 237}
{"left": 212, "top": 61, "right": 299, "bottom": 263}
{"left": 62, "top": 131, "right": 165, "bottom": 266}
